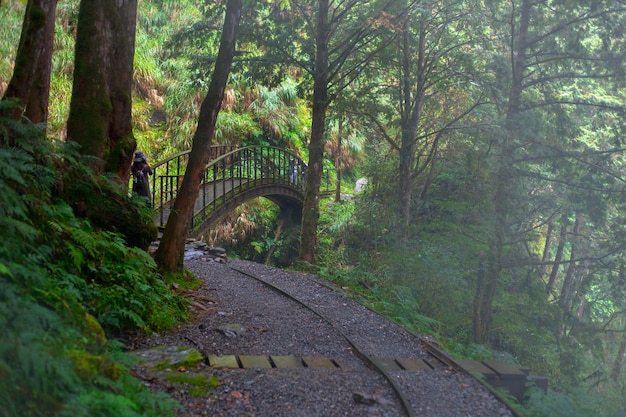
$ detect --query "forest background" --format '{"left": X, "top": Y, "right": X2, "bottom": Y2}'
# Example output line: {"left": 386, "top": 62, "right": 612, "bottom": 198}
{"left": 2, "top": 0, "right": 626, "bottom": 416}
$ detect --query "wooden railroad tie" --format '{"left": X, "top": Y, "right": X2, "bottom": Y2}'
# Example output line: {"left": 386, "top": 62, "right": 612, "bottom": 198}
{"left": 207, "top": 355, "right": 436, "bottom": 372}
{"left": 207, "top": 354, "right": 547, "bottom": 402}
{"left": 456, "top": 359, "right": 548, "bottom": 401}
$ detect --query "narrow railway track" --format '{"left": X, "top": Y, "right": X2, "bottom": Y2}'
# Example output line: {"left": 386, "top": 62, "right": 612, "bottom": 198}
{"left": 135, "top": 254, "right": 532, "bottom": 416}
{"left": 225, "top": 262, "right": 525, "bottom": 417}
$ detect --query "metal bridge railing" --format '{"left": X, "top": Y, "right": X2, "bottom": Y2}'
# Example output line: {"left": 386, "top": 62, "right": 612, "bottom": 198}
{"left": 192, "top": 146, "right": 305, "bottom": 229}
{"left": 146, "top": 145, "right": 333, "bottom": 230}
{"left": 150, "top": 146, "right": 237, "bottom": 225}
{"left": 142, "top": 145, "right": 335, "bottom": 228}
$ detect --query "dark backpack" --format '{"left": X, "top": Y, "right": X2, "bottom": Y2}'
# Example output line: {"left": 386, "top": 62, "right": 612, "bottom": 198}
{"left": 133, "top": 167, "right": 146, "bottom": 186}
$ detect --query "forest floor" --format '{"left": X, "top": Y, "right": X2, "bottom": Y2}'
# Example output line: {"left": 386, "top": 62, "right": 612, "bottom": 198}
{"left": 126, "top": 247, "right": 513, "bottom": 417}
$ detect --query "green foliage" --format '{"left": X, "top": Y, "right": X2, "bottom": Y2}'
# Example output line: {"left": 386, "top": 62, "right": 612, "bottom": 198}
{"left": 524, "top": 385, "right": 624, "bottom": 417}
{"left": 216, "top": 111, "right": 261, "bottom": 144}
{"left": 0, "top": 283, "right": 75, "bottom": 417}
{"left": 315, "top": 112, "right": 626, "bottom": 413}
{"left": 317, "top": 199, "right": 356, "bottom": 267}
{"left": 165, "top": 373, "right": 219, "bottom": 398}
{"left": 213, "top": 197, "right": 303, "bottom": 267}
{"left": 385, "top": 286, "right": 441, "bottom": 334}
{"left": 0, "top": 2, "right": 25, "bottom": 85}
{"left": 0, "top": 107, "right": 182, "bottom": 416}
{"left": 57, "top": 155, "right": 159, "bottom": 250}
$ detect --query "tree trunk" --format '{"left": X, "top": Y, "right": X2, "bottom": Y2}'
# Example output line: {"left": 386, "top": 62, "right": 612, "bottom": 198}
{"left": 66, "top": 0, "right": 137, "bottom": 180}
{"left": 547, "top": 214, "right": 569, "bottom": 295}
{"left": 334, "top": 114, "right": 343, "bottom": 203}
{"left": 559, "top": 211, "right": 583, "bottom": 312}
{"left": 1, "top": 0, "right": 58, "bottom": 130}
{"left": 539, "top": 220, "right": 554, "bottom": 279}
{"left": 473, "top": 250, "right": 490, "bottom": 343}
{"left": 299, "top": 0, "right": 329, "bottom": 264}
{"left": 611, "top": 337, "right": 626, "bottom": 381}
{"left": 398, "top": 137, "right": 416, "bottom": 237}
{"left": 473, "top": 171, "right": 506, "bottom": 344}
{"left": 397, "top": 17, "right": 425, "bottom": 240}
{"left": 265, "top": 217, "right": 285, "bottom": 265}
{"left": 473, "top": 0, "right": 532, "bottom": 345}
{"left": 155, "top": 0, "right": 242, "bottom": 274}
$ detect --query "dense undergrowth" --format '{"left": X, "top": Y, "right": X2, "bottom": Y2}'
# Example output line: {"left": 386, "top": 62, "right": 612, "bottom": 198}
{"left": 313, "top": 184, "right": 625, "bottom": 417}
{"left": 0, "top": 106, "right": 191, "bottom": 417}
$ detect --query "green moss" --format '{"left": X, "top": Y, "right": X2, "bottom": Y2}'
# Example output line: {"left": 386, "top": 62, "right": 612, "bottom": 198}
{"left": 188, "top": 387, "right": 210, "bottom": 397}
{"left": 29, "top": 4, "right": 47, "bottom": 27}
{"left": 154, "top": 348, "right": 204, "bottom": 370}
{"left": 163, "top": 268, "right": 203, "bottom": 289}
{"left": 82, "top": 313, "right": 107, "bottom": 352}
{"left": 165, "top": 373, "right": 219, "bottom": 387}
{"left": 105, "top": 131, "right": 136, "bottom": 174}
{"left": 165, "top": 373, "right": 220, "bottom": 397}
{"left": 67, "top": 349, "right": 123, "bottom": 381}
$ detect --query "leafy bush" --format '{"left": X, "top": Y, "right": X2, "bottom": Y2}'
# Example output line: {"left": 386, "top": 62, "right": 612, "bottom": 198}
{"left": 524, "top": 385, "right": 624, "bottom": 417}
{"left": 0, "top": 102, "right": 181, "bottom": 416}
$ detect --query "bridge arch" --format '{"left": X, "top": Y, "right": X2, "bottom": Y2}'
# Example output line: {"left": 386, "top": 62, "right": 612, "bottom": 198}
{"left": 192, "top": 180, "right": 305, "bottom": 238}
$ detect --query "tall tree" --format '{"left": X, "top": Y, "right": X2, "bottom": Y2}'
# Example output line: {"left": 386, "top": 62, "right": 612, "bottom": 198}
{"left": 1, "top": 0, "right": 58, "bottom": 130}
{"left": 473, "top": 0, "right": 626, "bottom": 344}
{"left": 65, "top": 0, "right": 138, "bottom": 180}
{"left": 155, "top": 0, "right": 242, "bottom": 273}
{"left": 300, "top": 0, "right": 331, "bottom": 263}
{"left": 359, "top": 0, "right": 484, "bottom": 239}
{"left": 248, "top": 0, "right": 396, "bottom": 262}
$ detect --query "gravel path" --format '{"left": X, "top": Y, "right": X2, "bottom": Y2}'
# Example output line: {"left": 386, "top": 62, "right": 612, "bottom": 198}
{"left": 129, "top": 254, "right": 514, "bottom": 417}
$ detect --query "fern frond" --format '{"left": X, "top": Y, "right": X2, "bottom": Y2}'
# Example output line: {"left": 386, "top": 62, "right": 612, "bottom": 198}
{"left": 64, "top": 241, "right": 85, "bottom": 270}
{"left": 70, "top": 227, "right": 99, "bottom": 259}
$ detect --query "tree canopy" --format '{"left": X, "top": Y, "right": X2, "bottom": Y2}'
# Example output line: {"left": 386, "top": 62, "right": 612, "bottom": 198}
{"left": 2, "top": 0, "right": 626, "bottom": 415}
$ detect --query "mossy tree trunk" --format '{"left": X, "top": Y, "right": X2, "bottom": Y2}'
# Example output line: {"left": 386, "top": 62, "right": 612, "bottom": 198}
{"left": 66, "top": 0, "right": 137, "bottom": 181}
{"left": 559, "top": 211, "right": 584, "bottom": 312}
{"left": 1, "top": 0, "right": 58, "bottom": 134}
{"left": 546, "top": 215, "right": 569, "bottom": 296}
{"left": 155, "top": 0, "right": 242, "bottom": 274}
{"left": 472, "top": 0, "right": 531, "bottom": 345}
{"left": 299, "top": 0, "right": 329, "bottom": 264}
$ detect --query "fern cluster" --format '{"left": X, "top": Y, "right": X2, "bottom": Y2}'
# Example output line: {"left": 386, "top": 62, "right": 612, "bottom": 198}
{"left": 0, "top": 101, "right": 182, "bottom": 416}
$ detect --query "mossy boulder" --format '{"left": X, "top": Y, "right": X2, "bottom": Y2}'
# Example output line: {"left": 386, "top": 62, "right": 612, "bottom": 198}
{"left": 60, "top": 164, "right": 157, "bottom": 249}
{"left": 133, "top": 346, "right": 220, "bottom": 399}
{"left": 67, "top": 349, "right": 122, "bottom": 381}
{"left": 81, "top": 313, "right": 107, "bottom": 353}
{"left": 134, "top": 346, "right": 205, "bottom": 370}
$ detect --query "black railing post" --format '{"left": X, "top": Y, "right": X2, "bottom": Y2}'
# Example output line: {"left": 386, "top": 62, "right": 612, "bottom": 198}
{"left": 158, "top": 174, "right": 164, "bottom": 226}
{"left": 211, "top": 161, "right": 216, "bottom": 218}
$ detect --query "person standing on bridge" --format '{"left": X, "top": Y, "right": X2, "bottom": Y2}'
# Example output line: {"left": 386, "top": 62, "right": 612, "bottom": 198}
{"left": 300, "top": 160, "right": 307, "bottom": 184}
{"left": 131, "top": 150, "right": 152, "bottom": 205}
{"left": 289, "top": 158, "right": 299, "bottom": 186}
